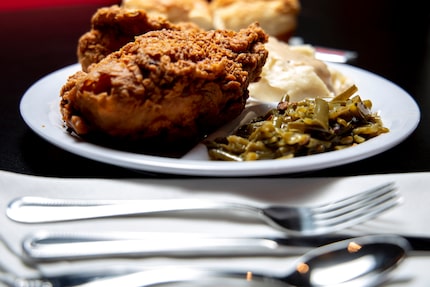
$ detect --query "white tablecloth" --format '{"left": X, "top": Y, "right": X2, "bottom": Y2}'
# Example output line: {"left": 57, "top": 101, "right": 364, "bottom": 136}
{"left": 0, "top": 170, "right": 429, "bottom": 286}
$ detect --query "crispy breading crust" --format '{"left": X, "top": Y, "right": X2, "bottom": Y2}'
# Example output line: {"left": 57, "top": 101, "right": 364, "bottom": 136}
{"left": 77, "top": 5, "right": 200, "bottom": 72}
{"left": 61, "top": 22, "right": 268, "bottom": 149}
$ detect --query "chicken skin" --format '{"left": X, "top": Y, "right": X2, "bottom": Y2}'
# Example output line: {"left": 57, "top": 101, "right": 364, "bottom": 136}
{"left": 60, "top": 22, "right": 268, "bottom": 151}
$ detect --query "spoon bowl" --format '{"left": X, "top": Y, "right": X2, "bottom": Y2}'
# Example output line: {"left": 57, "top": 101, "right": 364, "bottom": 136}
{"left": 283, "top": 234, "right": 409, "bottom": 286}
{"left": 74, "top": 234, "right": 410, "bottom": 287}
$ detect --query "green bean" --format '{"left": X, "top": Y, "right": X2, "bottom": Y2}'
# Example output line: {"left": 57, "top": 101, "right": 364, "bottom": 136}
{"left": 204, "top": 87, "right": 389, "bottom": 161}
{"left": 332, "top": 84, "right": 358, "bottom": 102}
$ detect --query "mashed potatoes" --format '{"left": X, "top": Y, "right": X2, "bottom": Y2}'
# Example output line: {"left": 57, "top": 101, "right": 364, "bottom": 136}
{"left": 249, "top": 37, "right": 352, "bottom": 102}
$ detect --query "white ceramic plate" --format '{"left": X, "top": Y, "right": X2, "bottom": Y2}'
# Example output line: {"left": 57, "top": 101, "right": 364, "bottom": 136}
{"left": 20, "top": 63, "right": 420, "bottom": 176}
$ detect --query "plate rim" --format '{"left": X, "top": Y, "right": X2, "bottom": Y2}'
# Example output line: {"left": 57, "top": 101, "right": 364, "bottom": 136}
{"left": 19, "top": 63, "right": 421, "bottom": 176}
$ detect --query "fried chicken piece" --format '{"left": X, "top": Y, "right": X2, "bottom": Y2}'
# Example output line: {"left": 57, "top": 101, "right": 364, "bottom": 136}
{"left": 77, "top": 5, "right": 201, "bottom": 72}
{"left": 61, "top": 23, "right": 268, "bottom": 150}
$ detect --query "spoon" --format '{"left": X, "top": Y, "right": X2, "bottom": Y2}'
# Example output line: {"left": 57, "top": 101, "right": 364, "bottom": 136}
{"left": 72, "top": 234, "right": 409, "bottom": 287}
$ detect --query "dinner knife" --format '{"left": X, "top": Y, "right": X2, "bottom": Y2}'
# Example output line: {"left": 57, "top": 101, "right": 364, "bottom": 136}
{"left": 22, "top": 231, "right": 429, "bottom": 262}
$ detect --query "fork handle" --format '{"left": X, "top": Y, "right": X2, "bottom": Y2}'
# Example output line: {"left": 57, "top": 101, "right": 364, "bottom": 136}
{"left": 7, "top": 196, "right": 256, "bottom": 223}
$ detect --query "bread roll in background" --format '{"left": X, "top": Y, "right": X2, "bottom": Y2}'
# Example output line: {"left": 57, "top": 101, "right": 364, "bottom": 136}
{"left": 210, "top": 0, "right": 300, "bottom": 41}
{"left": 122, "top": 0, "right": 213, "bottom": 29}
{"left": 122, "top": 0, "right": 300, "bottom": 41}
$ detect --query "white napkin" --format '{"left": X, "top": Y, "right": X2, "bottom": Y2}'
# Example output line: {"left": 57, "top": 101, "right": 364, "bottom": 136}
{"left": 0, "top": 170, "right": 429, "bottom": 286}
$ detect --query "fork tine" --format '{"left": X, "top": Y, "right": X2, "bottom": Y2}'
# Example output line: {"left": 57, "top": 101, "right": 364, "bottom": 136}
{"left": 310, "top": 195, "right": 401, "bottom": 235}
{"left": 311, "top": 182, "right": 396, "bottom": 215}
{"left": 313, "top": 189, "right": 399, "bottom": 222}
{"left": 313, "top": 191, "right": 401, "bottom": 230}
{"left": 313, "top": 184, "right": 398, "bottom": 220}
{"left": 300, "top": 192, "right": 401, "bottom": 236}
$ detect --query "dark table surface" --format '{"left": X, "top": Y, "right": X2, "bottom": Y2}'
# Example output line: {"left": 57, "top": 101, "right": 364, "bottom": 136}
{"left": 1, "top": 0, "right": 429, "bottom": 178}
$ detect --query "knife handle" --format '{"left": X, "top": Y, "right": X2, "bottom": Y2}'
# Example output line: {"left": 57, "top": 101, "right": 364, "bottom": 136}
{"left": 22, "top": 231, "right": 310, "bottom": 261}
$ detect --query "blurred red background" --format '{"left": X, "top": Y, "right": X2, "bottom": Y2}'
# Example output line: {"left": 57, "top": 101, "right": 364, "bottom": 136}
{"left": 0, "top": 0, "right": 119, "bottom": 10}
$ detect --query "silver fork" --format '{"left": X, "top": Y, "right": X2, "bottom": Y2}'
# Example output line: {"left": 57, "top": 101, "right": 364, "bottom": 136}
{"left": 6, "top": 182, "right": 400, "bottom": 236}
